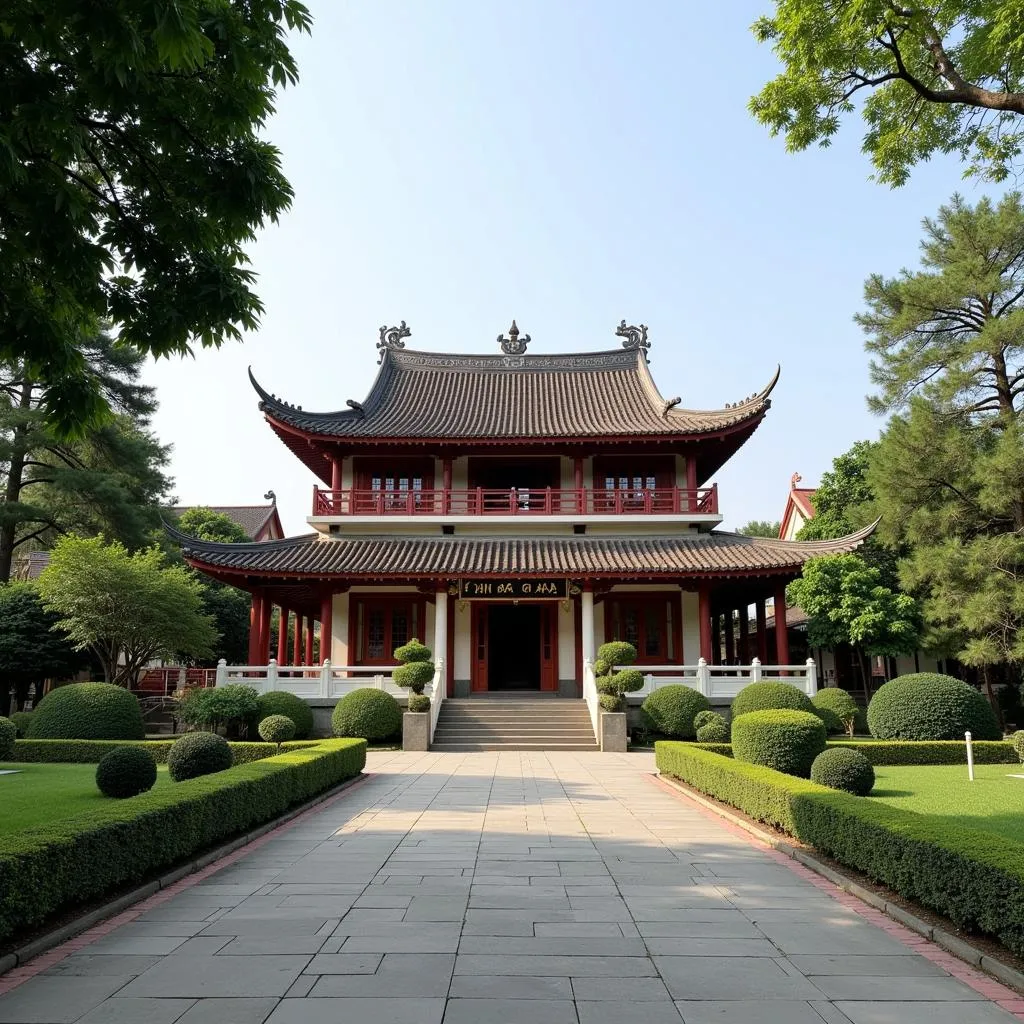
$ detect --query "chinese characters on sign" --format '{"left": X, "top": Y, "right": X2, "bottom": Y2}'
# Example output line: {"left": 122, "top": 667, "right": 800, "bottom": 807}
{"left": 459, "top": 579, "right": 568, "bottom": 600}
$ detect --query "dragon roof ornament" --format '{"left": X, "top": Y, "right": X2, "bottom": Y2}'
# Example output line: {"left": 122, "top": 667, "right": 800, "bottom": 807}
{"left": 377, "top": 322, "right": 411, "bottom": 363}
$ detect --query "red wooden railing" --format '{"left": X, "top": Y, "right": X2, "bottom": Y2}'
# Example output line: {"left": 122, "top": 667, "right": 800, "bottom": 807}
{"left": 312, "top": 485, "right": 718, "bottom": 517}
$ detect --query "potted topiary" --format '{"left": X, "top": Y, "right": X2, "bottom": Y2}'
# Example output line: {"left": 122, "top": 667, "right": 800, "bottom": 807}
{"left": 393, "top": 639, "right": 435, "bottom": 751}
{"left": 593, "top": 641, "right": 644, "bottom": 752}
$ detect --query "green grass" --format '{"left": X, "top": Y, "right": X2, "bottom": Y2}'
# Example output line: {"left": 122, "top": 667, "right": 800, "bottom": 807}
{"left": 871, "top": 763, "right": 1024, "bottom": 844}
{"left": 0, "top": 762, "right": 173, "bottom": 834}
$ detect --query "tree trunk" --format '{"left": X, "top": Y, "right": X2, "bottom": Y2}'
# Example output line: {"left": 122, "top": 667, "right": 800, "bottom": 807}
{"left": 981, "top": 664, "right": 1003, "bottom": 728}
{"left": 0, "top": 380, "right": 33, "bottom": 584}
{"left": 856, "top": 648, "right": 871, "bottom": 704}
{"left": 991, "top": 349, "right": 1024, "bottom": 529}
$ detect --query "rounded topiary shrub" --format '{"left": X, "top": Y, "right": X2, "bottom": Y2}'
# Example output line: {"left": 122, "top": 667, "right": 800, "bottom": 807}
{"left": 0, "top": 717, "right": 16, "bottom": 759}
{"left": 1013, "top": 730, "right": 1024, "bottom": 763}
{"left": 810, "top": 747, "right": 875, "bottom": 795}
{"left": 393, "top": 660, "right": 435, "bottom": 694}
{"left": 598, "top": 693, "right": 621, "bottom": 712}
{"left": 258, "top": 714, "right": 296, "bottom": 748}
{"left": 407, "top": 693, "right": 431, "bottom": 713}
{"left": 693, "top": 709, "right": 721, "bottom": 731}
{"left": 731, "top": 681, "right": 814, "bottom": 719}
{"left": 255, "top": 691, "right": 314, "bottom": 739}
{"left": 696, "top": 718, "right": 730, "bottom": 743}
{"left": 28, "top": 682, "right": 145, "bottom": 740}
{"left": 597, "top": 641, "right": 637, "bottom": 670}
{"left": 640, "top": 685, "right": 711, "bottom": 739}
{"left": 167, "top": 731, "right": 233, "bottom": 781}
{"left": 812, "top": 687, "right": 860, "bottom": 735}
{"left": 394, "top": 639, "right": 432, "bottom": 663}
{"left": 867, "top": 673, "right": 1001, "bottom": 741}
{"left": 332, "top": 688, "right": 402, "bottom": 740}
{"left": 95, "top": 746, "right": 158, "bottom": 798}
{"left": 731, "top": 709, "right": 827, "bottom": 777}
{"left": 10, "top": 711, "right": 33, "bottom": 738}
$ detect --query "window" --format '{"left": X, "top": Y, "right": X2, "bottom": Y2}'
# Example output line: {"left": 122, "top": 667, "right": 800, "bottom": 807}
{"left": 352, "top": 597, "right": 424, "bottom": 664}
{"left": 605, "top": 595, "right": 677, "bottom": 664}
{"left": 593, "top": 457, "right": 674, "bottom": 513}
{"left": 354, "top": 458, "right": 434, "bottom": 513}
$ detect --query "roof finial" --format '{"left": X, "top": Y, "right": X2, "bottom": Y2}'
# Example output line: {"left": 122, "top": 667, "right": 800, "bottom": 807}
{"left": 498, "top": 320, "right": 530, "bottom": 356}
{"left": 616, "top": 320, "right": 650, "bottom": 358}
{"left": 377, "top": 321, "right": 411, "bottom": 363}
{"left": 263, "top": 489, "right": 276, "bottom": 505}
{"left": 790, "top": 472, "right": 802, "bottom": 490}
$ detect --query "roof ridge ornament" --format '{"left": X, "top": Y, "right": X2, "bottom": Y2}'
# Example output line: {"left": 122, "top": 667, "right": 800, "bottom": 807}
{"left": 616, "top": 320, "right": 650, "bottom": 358}
{"left": 377, "top": 321, "right": 411, "bottom": 363}
{"left": 498, "top": 320, "right": 530, "bottom": 356}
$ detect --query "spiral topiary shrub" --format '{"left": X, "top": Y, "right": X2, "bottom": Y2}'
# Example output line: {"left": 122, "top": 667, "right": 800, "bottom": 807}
{"left": 867, "top": 673, "right": 1001, "bottom": 741}
{"left": 10, "top": 711, "right": 33, "bottom": 738}
{"left": 598, "top": 694, "right": 621, "bottom": 712}
{"left": 1014, "top": 730, "right": 1024, "bottom": 763}
{"left": 0, "top": 717, "right": 16, "bottom": 759}
{"left": 812, "top": 687, "right": 861, "bottom": 736}
{"left": 731, "top": 681, "right": 814, "bottom": 719}
{"left": 28, "top": 683, "right": 145, "bottom": 740}
{"left": 696, "top": 717, "right": 730, "bottom": 743}
{"left": 810, "top": 747, "right": 875, "bottom": 795}
{"left": 640, "top": 685, "right": 711, "bottom": 738}
{"left": 332, "top": 688, "right": 403, "bottom": 740}
{"left": 394, "top": 639, "right": 432, "bottom": 664}
{"left": 258, "top": 714, "right": 296, "bottom": 750}
{"left": 393, "top": 638, "right": 434, "bottom": 704}
{"left": 95, "top": 746, "right": 158, "bottom": 798}
{"left": 407, "top": 693, "right": 431, "bottom": 713}
{"left": 255, "top": 691, "right": 314, "bottom": 739}
{"left": 167, "top": 731, "right": 233, "bottom": 781}
{"left": 731, "top": 709, "right": 827, "bottom": 777}
{"left": 594, "top": 642, "right": 643, "bottom": 712}
{"left": 597, "top": 641, "right": 636, "bottom": 670}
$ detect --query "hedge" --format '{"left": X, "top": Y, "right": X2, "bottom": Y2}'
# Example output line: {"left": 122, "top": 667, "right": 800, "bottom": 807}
{"left": 655, "top": 742, "right": 1024, "bottom": 955}
{"left": 0, "top": 738, "right": 366, "bottom": 942}
{"left": 7, "top": 738, "right": 320, "bottom": 764}
{"left": 671, "top": 740, "right": 1018, "bottom": 766}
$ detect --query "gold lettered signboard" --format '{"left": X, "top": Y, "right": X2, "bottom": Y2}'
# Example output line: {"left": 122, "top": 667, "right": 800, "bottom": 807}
{"left": 458, "top": 578, "right": 569, "bottom": 600}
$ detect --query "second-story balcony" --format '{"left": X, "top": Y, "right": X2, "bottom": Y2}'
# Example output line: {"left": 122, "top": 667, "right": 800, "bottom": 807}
{"left": 312, "top": 484, "right": 719, "bottom": 518}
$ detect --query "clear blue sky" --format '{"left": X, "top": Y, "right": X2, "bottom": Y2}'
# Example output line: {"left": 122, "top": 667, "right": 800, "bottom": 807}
{"left": 145, "top": 0, "right": 998, "bottom": 535}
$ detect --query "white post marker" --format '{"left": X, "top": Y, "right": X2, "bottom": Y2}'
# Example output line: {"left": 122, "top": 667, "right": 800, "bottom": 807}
{"left": 965, "top": 730, "right": 975, "bottom": 781}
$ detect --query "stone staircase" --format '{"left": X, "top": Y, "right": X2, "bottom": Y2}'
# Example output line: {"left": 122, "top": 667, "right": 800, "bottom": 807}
{"left": 430, "top": 697, "right": 598, "bottom": 752}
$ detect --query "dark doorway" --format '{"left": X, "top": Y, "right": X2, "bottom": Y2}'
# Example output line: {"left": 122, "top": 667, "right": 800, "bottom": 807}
{"left": 468, "top": 457, "right": 560, "bottom": 492}
{"left": 488, "top": 605, "right": 541, "bottom": 690}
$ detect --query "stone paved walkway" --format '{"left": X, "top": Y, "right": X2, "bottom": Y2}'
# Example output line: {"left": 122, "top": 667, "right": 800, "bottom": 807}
{"left": 1, "top": 750, "right": 1022, "bottom": 1024}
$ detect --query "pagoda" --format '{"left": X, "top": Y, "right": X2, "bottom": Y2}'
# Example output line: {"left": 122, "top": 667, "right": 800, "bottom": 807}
{"left": 173, "top": 321, "right": 871, "bottom": 705}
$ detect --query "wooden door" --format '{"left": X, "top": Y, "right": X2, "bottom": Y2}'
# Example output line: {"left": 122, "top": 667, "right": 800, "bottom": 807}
{"left": 471, "top": 603, "right": 488, "bottom": 692}
{"left": 540, "top": 603, "right": 557, "bottom": 691}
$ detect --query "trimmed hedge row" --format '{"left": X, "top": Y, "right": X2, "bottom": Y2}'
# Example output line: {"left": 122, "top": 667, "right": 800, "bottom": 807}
{"left": 676, "top": 740, "right": 1017, "bottom": 766}
{"left": 0, "top": 738, "right": 366, "bottom": 942}
{"left": 655, "top": 742, "right": 1024, "bottom": 955}
{"left": 6, "top": 738, "right": 320, "bottom": 765}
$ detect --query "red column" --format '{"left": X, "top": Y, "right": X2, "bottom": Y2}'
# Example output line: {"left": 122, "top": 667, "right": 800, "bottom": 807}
{"left": 277, "top": 607, "right": 290, "bottom": 664}
{"left": 293, "top": 614, "right": 303, "bottom": 666}
{"left": 331, "top": 454, "right": 342, "bottom": 492}
{"left": 305, "top": 619, "right": 315, "bottom": 666}
{"left": 686, "top": 454, "right": 698, "bottom": 493}
{"left": 442, "top": 457, "right": 452, "bottom": 514}
{"left": 259, "top": 599, "right": 273, "bottom": 665}
{"left": 320, "top": 593, "right": 333, "bottom": 664}
{"left": 248, "top": 592, "right": 262, "bottom": 665}
{"left": 774, "top": 583, "right": 790, "bottom": 666}
{"left": 724, "top": 609, "right": 736, "bottom": 663}
{"left": 574, "top": 456, "right": 584, "bottom": 513}
{"left": 738, "top": 605, "right": 750, "bottom": 663}
{"left": 756, "top": 599, "right": 768, "bottom": 662}
{"left": 445, "top": 590, "right": 455, "bottom": 698}
{"left": 697, "top": 584, "right": 713, "bottom": 662}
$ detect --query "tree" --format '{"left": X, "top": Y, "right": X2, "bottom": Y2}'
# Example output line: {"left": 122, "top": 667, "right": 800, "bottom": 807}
{"left": 736, "top": 519, "right": 781, "bottom": 537}
{"left": 37, "top": 535, "right": 216, "bottom": 687}
{"left": 0, "top": 582, "right": 88, "bottom": 714}
{"left": 1, "top": 0, "right": 311, "bottom": 435}
{"left": 174, "top": 507, "right": 251, "bottom": 664}
{"left": 796, "top": 442, "right": 877, "bottom": 541}
{"left": 0, "top": 335, "right": 172, "bottom": 582}
{"left": 788, "top": 554, "right": 920, "bottom": 698}
{"left": 750, "top": 2, "right": 1024, "bottom": 185}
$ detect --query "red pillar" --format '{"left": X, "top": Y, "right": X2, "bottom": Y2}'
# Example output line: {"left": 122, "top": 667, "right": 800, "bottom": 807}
{"left": 248, "top": 592, "right": 262, "bottom": 665}
{"left": 293, "top": 614, "right": 303, "bottom": 666}
{"left": 697, "top": 584, "right": 713, "bottom": 662}
{"left": 738, "top": 604, "right": 750, "bottom": 663}
{"left": 774, "top": 583, "right": 790, "bottom": 666}
{"left": 756, "top": 599, "right": 768, "bottom": 662}
{"left": 724, "top": 609, "right": 736, "bottom": 663}
{"left": 442, "top": 457, "right": 452, "bottom": 513}
{"left": 259, "top": 599, "right": 272, "bottom": 665}
{"left": 686, "top": 454, "right": 698, "bottom": 493}
{"left": 277, "top": 607, "right": 290, "bottom": 664}
{"left": 331, "top": 454, "right": 342, "bottom": 492}
{"left": 305, "top": 619, "right": 315, "bottom": 666}
{"left": 320, "top": 593, "right": 333, "bottom": 664}
{"left": 574, "top": 456, "right": 584, "bottom": 513}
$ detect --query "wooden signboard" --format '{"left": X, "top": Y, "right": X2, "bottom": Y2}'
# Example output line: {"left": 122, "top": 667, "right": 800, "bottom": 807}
{"left": 459, "top": 578, "right": 568, "bottom": 600}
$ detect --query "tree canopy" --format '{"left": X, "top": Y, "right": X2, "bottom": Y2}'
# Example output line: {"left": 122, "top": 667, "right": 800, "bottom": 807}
{"left": 750, "top": 2, "right": 1024, "bottom": 185}
{"left": 37, "top": 535, "right": 216, "bottom": 686}
{"left": 795, "top": 441, "right": 877, "bottom": 541}
{"left": 1, "top": 0, "right": 311, "bottom": 434}
{"left": 736, "top": 519, "right": 781, "bottom": 538}
{"left": 176, "top": 506, "right": 250, "bottom": 544}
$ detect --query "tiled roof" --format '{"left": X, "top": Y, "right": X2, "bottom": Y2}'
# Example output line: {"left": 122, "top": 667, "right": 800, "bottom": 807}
{"left": 12, "top": 550, "right": 50, "bottom": 581}
{"left": 173, "top": 505, "right": 278, "bottom": 541}
{"left": 249, "top": 349, "right": 779, "bottom": 441}
{"left": 171, "top": 524, "right": 875, "bottom": 580}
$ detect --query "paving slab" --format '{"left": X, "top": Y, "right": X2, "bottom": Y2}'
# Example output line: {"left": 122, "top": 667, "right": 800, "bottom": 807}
{"left": 0, "top": 975, "right": 134, "bottom": 1023}
{"left": 76, "top": 997, "right": 195, "bottom": 1024}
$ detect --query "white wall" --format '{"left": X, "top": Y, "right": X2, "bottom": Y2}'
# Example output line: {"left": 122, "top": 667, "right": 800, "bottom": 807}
{"left": 454, "top": 599, "right": 471, "bottom": 680}
{"left": 681, "top": 590, "right": 700, "bottom": 663}
{"left": 557, "top": 599, "right": 575, "bottom": 680}
{"left": 330, "top": 591, "right": 349, "bottom": 664}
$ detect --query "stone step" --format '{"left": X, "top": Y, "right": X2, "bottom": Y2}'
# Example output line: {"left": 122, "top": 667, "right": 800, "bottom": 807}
{"left": 430, "top": 743, "right": 600, "bottom": 752}
{"left": 431, "top": 698, "right": 597, "bottom": 751}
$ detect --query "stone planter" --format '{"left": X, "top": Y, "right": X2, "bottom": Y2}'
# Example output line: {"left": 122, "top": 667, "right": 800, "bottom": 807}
{"left": 402, "top": 711, "right": 429, "bottom": 751}
{"left": 600, "top": 711, "right": 627, "bottom": 753}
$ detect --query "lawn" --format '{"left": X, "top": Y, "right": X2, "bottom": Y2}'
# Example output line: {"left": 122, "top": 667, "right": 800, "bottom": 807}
{"left": 0, "top": 761, "right": 173, "bottom": 835}
{"left": 871, "top": 763, "right": 1024, "bottom": 844}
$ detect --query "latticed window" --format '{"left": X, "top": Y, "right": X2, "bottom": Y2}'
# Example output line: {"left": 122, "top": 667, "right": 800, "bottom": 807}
{"left": 353, "top": 598, "right": 423, "bottom": 664}
{"left": 606, "top": 595, "right": 676, "bottom": 663}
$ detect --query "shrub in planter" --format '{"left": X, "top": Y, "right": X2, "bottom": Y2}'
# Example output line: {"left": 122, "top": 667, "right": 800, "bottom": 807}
{"left": 640, "top": 685, "right": 710, "bottom": 738}
{"left": 28, "top": 683, "right": 145, "bottom": 740}
{"left": 10, "top": 711, "right": 33, "bottom": 738}
{"left": 594, "top": 642, "right": 644, "bottom": 712}
{"left": 696, "top": 717, "right": 730, "bottom": 743}
{"left": 731, "top": 681, "right": 814, "bottom": 719}
{"left": 407, "top": 693, "right": 431, "bottom": 713}
{"left": 95, "top": 746, "right": 158, "bottom": 798}
{"left": 167, "top": 731, "right": 233, "bottom": 781}
{"left": 0, "top": 717, "right": 15, "bottom": 759}
{"left": 731, "top": 709, "right": 827, "bottom": 778}
{"left": 258, "top": 714, "right": 296, "bottom": 751}
{"left": 332, "top": 688, "right": 402, "bottom": 740}
{"left": 176, "top": 684, "right": 259, "bottom": 738}
{"left": 393, "top": 638, "right": 434, "bottom": 707}
{"left": 255, "top": 691, "right": 314, "bottom": 739}
{"left": 598, "top": 694, "right": 621, "bottom": 713}
{"left": 1012, "top": 730, "right": 1024, "bottom": 763}
{"left": 812, "top": 687, "right": 860, "bottom": 736}
{"left": 810, "top": 747, "right": 875, "bottom": 795}
{"left": 867, "top": 673, "right": 1001, "bottom": 741}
